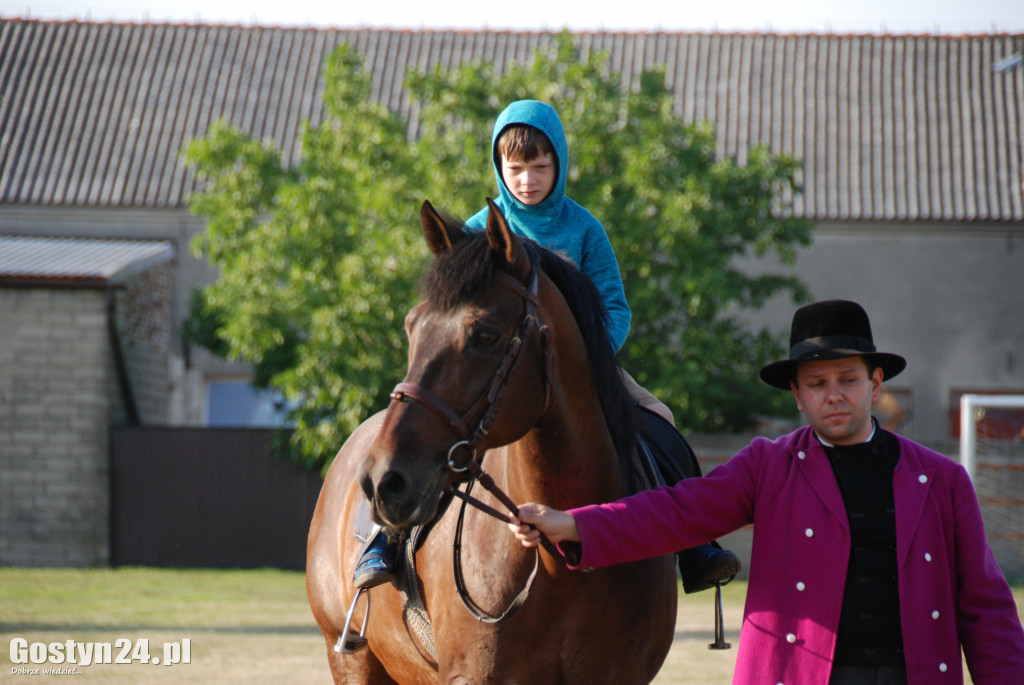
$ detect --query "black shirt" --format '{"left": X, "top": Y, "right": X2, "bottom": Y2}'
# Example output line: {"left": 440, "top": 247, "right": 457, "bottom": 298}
{"left": 821, "top": 426, "right": 905, "bottom": 667}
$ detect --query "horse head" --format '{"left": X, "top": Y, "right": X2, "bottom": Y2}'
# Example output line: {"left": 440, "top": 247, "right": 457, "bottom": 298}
{"left": 357, "top": 199, "right": 552, "bottom": 529}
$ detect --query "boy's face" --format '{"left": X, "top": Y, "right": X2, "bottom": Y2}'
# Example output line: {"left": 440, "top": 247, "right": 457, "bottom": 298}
{"left": 500, "top": 153, "right": 556, "bottom": 206}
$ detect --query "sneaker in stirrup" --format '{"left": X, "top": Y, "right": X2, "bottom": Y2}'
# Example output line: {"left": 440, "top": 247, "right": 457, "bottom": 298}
{"left": 353, "top": 530, "right": 396, "bottom": 589}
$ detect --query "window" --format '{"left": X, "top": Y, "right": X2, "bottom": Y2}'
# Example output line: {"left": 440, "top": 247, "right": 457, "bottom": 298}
{"left": 205, "top": 381, "right": 294, "bottom": 427}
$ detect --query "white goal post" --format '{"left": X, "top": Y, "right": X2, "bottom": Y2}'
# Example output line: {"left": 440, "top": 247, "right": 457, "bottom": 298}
{"left": 958, "top": 393, "right": 1024, "bottom": 580}
{"left": 959, "top": 394, "right": 1024, "bottom": 481}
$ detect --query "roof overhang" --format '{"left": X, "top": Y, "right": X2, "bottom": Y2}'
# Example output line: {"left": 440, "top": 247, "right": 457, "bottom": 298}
{"left": 0, "top": 235, "right": 175, "bottom": 289}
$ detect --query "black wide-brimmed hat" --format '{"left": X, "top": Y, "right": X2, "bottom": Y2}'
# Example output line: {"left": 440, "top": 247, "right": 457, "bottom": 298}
{"left": 759, "top": 300, "right": 907, "bottom": 390}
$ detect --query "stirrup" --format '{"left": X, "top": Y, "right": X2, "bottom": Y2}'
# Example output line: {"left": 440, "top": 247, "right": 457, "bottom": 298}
{"left": 707, "top": 581, "right": 731, "bottom": 650}
{"left": 335, "top": 587, "right": 370, "bottom": 654}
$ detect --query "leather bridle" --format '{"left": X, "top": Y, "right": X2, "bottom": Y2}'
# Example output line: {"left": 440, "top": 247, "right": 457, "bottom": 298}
{"left": 388, "top": 262, "right": 551, "bottom": 475}
{"left": 387, "top": 256, "right": 559, "bottom": 622}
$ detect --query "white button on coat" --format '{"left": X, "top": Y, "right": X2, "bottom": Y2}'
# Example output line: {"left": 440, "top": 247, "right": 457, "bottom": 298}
{"left": 939, "top": 662, "right": 948, "bottom": 672}
{"left": 931, "top": 610, "right": 940, "bottom": 619}
{"left": 919, "top": 474, "right": 928, "bottom": 483}
{"left": 924, "top": 552, "right": 933, "bottom": 562}
{"left": 796, "top": 582, "right": 806, "bottom": 591}
{"left": 805, "top": 528, "right": 814, "bottom": 538}
{"left": 797, "top": 451, "right": 806, "bottom": 460}
{"left": 786, "top": 633, "right": 797, "bottom": 643}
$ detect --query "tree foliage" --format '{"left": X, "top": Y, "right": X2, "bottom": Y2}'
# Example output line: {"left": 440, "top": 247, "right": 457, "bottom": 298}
{"left": 184, "top": 32, "right": 811, "bottom": 471}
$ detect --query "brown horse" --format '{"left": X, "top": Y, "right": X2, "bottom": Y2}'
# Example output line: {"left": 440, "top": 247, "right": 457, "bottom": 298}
{"left": 306, "top": 200, "right": 677, "bottom": 683}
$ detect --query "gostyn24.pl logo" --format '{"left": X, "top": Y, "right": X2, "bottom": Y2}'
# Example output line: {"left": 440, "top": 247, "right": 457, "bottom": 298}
{"left": 8, "top": 638, "right": 191, "bottom": 673}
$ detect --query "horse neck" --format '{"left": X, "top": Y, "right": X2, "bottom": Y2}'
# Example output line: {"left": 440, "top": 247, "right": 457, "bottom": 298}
{"left": 484, "top": 277, "right": 627, "bottom": 508}
{"left": 498, "top": 343, "right": 626, "bottom": 509}
{"left": 506, "top": 421, "right": 624, "bottom": 509}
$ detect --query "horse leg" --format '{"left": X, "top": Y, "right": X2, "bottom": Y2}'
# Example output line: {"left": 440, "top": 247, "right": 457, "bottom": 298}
{"left": 309, "top": 579, "right": 400, "bottom": 684}
{"left": 324, "top": 644, "right": 396, "bottom": 685}
{"left": 308, "top": 414, "right": 400, "bottom": 685}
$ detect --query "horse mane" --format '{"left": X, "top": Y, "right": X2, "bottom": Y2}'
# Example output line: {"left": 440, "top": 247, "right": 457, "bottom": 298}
{"left": 420, "top": 217, "right": 638, "bottom": 477}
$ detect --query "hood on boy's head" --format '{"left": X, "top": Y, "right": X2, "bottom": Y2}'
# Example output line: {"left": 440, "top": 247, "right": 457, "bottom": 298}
{"left": 491, "top": 100, "right": 569, "bottom": 212}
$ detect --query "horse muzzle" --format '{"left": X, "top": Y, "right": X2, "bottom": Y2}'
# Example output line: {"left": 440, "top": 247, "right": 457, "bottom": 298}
{"left": 357, "top": 453, "right": 450, "bottom": 529}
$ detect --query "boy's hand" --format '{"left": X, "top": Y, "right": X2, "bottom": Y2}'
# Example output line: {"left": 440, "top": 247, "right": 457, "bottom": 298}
{"left": 508, "top": 503, "right": 581, "bottom": 547}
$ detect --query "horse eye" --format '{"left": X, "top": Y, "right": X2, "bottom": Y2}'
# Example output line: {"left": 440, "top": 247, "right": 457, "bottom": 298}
{"left": 474, "top": 329, "right": 499, "bottom": 347}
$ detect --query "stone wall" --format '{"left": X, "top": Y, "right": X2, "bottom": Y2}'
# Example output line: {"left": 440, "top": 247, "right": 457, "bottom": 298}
{"left": 0, "top": 266, "right": 173, "bottom": 566}
{"left": 0, "top": 288, "right": 113, "bottom": 566}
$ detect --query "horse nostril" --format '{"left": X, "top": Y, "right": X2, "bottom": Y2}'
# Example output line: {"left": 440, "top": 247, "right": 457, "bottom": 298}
{"left": 376, "top": 469, "right": 409, "bottom": 503}
{"left": 360, "top": 473, "right": 374, "bottom": 503}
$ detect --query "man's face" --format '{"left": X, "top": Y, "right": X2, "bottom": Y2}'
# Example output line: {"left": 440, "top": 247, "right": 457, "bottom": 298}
{"left": 500, "top": 152, "right": 556, "bottom": 206}
{"left": 790, "top": 357, "right": 883, "bottom": 445}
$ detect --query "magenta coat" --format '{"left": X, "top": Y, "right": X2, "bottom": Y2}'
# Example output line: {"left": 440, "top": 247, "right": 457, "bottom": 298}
{"left": 567, "top": 426, "right": 1024, "bottom": 684}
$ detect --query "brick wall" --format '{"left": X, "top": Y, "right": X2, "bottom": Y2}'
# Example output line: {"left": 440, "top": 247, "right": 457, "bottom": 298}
{"left": 0, "top": 288, "right": 113, "bottom": 566}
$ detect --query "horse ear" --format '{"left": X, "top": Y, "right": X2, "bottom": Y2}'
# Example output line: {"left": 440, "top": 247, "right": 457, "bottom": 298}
{"left": 420, "top": 200, "right": 460, "bottom": 256}
{"left": 484, "top": 198, "right": 530, "bottom": 280}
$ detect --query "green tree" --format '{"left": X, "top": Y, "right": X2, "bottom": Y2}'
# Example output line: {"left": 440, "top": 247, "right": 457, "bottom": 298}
{"left": 185, "top": 32, "right": 811, "bottom": 471}
{"left": 185, "top": 45, "right": 428, "bottom": 467}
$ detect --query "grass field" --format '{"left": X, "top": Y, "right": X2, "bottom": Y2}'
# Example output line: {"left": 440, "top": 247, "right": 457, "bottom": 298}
{"left": 1, "top": 568, "right": 1020, "bottom": 683}
{"left": 1, "top": 568, "right": 330, "bottom": 684}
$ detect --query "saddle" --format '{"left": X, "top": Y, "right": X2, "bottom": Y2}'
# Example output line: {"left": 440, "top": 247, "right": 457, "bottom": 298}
{"left": 632, "top": 405, "right": 702, "bottom": 491}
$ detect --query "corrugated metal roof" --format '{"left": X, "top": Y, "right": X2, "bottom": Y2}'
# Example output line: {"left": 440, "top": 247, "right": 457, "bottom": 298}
{"left": 0, "top": 235, "right": 174, "bottom": 286}
{"left": 0, "top": 19, "right": 1022, "bottom": 221}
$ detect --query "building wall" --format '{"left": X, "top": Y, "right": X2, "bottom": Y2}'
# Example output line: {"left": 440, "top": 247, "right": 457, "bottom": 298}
{"left": 737, "top": 222, "right": 1024, "bottom": 441}
{"left": 0, "top": 204, "right": 234, "bottom": 425}
{"left": 0, "top": 261, "right": 175, "bottom": 567}
{"left": 0, "top": 287, "right": 113, "bottom": 566}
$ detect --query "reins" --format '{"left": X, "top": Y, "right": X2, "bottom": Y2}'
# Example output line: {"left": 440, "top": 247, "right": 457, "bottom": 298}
{"left": 388, "top": 256, "right": 559, "bottom": 622}
{"left": 447, "top": 458, "right": 563, "bottom": 621}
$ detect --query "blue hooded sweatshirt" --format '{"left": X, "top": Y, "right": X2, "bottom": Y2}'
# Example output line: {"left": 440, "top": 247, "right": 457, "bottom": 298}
{"left": 465, "top": 100, "right": 632, "bottom": 352}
